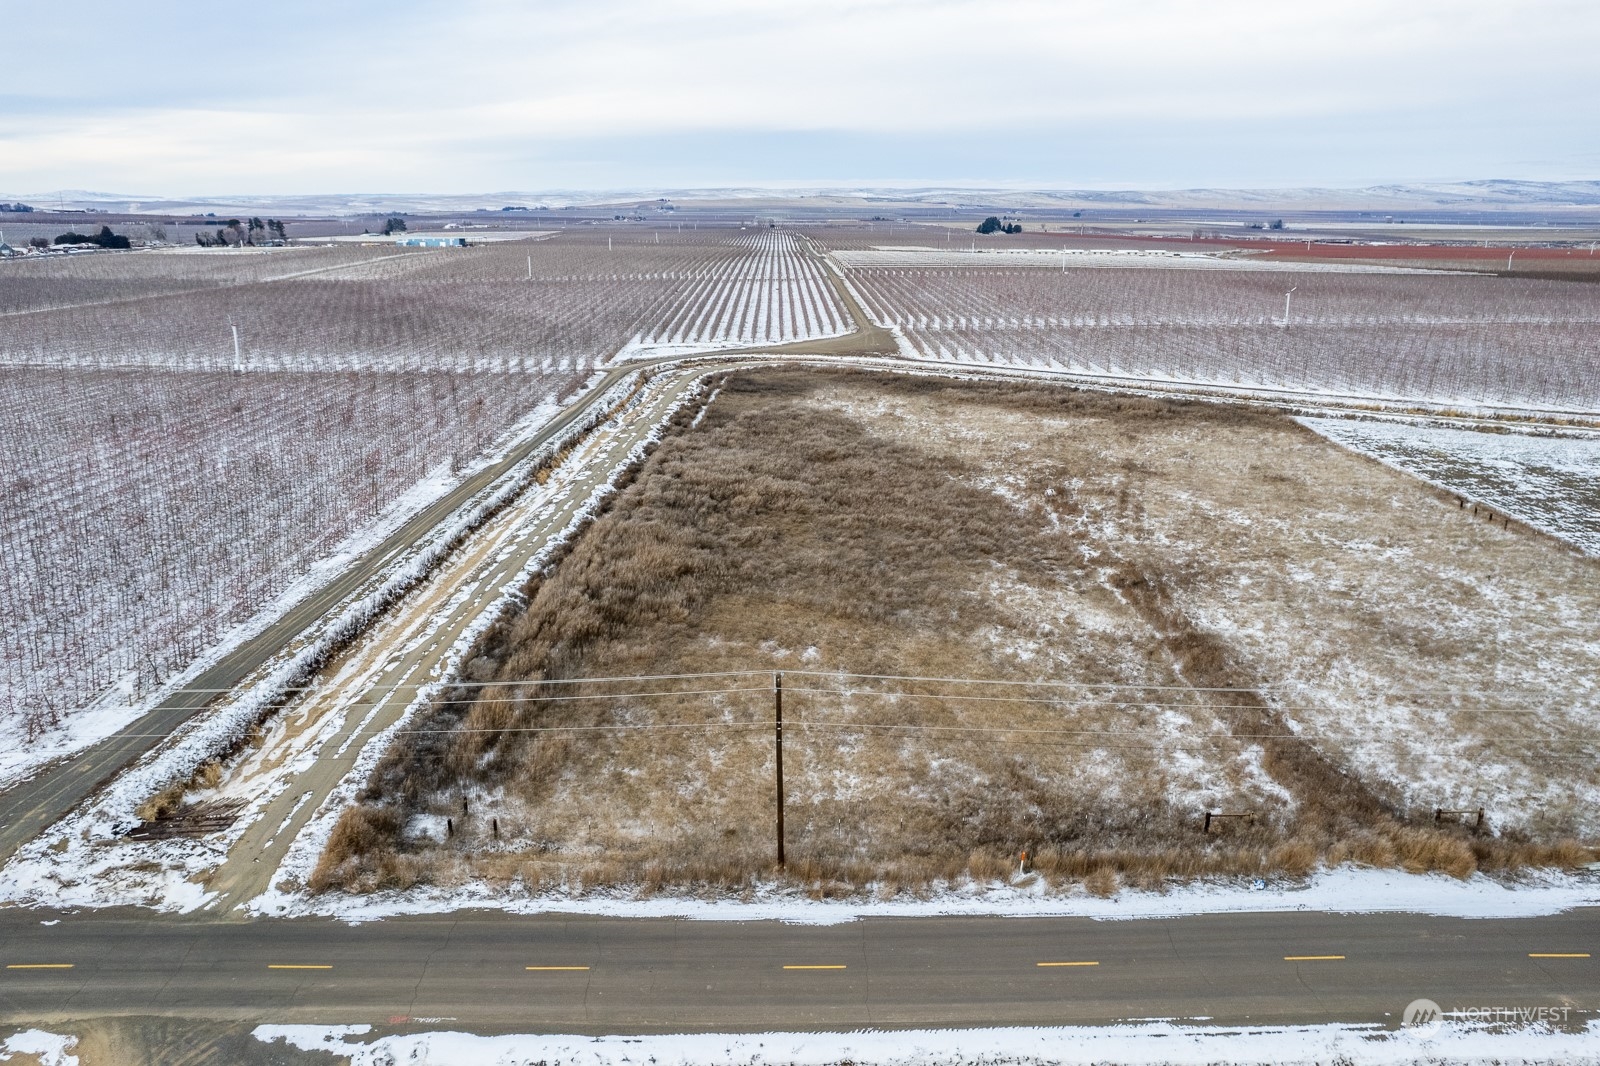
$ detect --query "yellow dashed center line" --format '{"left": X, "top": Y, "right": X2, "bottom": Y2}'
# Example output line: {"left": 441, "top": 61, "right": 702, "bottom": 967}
{"left": 783, "top": 964, "right": 847, "bottom": 970}
{"left": 5, "top": 964, "right": 73, "bottom": 970}
{"left": 268, "top": 964, "right": 333, "bottom": 970}
{"left": 1529, "top": 953, "right": 1590, "bottom": 958}
{"left": 1037, "top": 961, "right": 1100, "bottom": 967}
{"left": 1284, "top": 955, "right": 1345, "bottom": 961}
{"left": 525, "top": 966, "right": 591, "bottom": 971}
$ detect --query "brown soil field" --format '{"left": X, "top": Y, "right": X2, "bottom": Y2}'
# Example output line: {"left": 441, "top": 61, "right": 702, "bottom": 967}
{"left": 313, "top": 368, "right": 1600, "bottom": 898}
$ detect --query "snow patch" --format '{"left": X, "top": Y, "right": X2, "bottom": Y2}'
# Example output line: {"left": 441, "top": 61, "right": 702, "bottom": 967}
{"left": 0, "top": 1030, "right": 78, "bottom": 1066}
{"left": 1300, "top": 416, "right": 1600, "bottom": 556}
{"left": 253, "top": 1018, "right": 1600, "bottom": 1065}
{"left": 249, "top": 865, "right": 1598, "bottom": 925}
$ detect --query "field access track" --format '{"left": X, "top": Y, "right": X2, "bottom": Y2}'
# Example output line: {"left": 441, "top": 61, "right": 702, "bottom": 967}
{"left": 201, "top": 359, "right": 749, "bottom": 909}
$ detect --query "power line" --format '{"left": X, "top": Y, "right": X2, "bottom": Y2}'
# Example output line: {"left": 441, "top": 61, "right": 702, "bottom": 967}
{"left": 396, "top": 722, "right": 772, "bottom": 736}
{"left": 119, "top": 712, "right": 1599, "bottom": 752}
{"left": 784, "top": 668, "right": 1291, "bottom": 694}
{"left": 109, "top": 675, "right": 1583, "bottom": 714}
{"left": 774, "top": 686, "right": 1575, "bottom": 714}
{"left": 93, "top": 684, "right": 767, "bottom": 718}
{"left": 177, "top": 721, "right": 1600, "bottom": 765}
{"left": 101, "top": 688, "right": 1582, "bottom": 721}
{"left": 107, "top": 668, "right": 767, "bottom": 698}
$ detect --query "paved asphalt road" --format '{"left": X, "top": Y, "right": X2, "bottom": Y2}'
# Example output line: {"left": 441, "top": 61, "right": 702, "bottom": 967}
{"left": 0, "top": 908, "right": 1595, "bottom": 1031}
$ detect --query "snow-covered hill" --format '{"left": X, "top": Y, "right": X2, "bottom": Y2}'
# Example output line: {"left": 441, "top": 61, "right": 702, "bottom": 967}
{"left": 8, "top": 180, "right": 1600, "bottom": 217}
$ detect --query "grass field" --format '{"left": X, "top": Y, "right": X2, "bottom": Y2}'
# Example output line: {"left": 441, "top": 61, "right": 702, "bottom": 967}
{"left": 314, "top": 368, "right": 1600, "bottom": 898}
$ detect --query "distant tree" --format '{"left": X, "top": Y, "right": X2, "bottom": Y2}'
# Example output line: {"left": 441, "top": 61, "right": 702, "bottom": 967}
{"left": 1269, "top": 219, "right": 1285, "bottom": 230}
{"left": 28, "top": 236, "right": 48, "bottom": 249}
{"left": 53, "top": 226, "right": 130, "bottom": 249}
{"left": 1003, "top": 223, "right": 1022, "bottom": 234}
{"left": 382, "top": 216, "right": 407, "bottom": 235}
{"left": 976, "top": 216, "right": 1003, "bottom": 235}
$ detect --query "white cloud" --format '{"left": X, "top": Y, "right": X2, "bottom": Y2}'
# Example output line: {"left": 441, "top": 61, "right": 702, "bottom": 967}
{"left": 1, "top": 0, "right": 1595, "bottom": 191}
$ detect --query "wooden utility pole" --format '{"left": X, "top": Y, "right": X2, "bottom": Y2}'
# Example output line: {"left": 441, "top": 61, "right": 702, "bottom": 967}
{"left": 775, "top": 671, "right": 785, "bottom": 868}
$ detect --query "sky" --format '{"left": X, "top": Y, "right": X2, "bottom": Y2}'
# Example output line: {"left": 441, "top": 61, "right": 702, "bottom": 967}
{"left": 2, "top": 0, "right": 1597, "bottom": 195}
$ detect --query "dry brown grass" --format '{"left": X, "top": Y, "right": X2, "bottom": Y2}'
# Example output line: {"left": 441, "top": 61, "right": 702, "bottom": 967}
{"left": 135, "top": 780, "right": 189, "bottom": 823}
{"left": 310, "top": 368, "right": 1599, "bottom": 897}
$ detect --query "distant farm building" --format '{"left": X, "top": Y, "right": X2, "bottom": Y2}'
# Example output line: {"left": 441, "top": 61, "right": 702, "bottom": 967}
{"left": 397, "top": 236, "right": 468, "bottom": 248}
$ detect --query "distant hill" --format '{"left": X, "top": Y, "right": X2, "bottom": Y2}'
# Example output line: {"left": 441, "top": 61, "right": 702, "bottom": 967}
{"left": 8, "top": 180, "right": 1600, "bottom": 217}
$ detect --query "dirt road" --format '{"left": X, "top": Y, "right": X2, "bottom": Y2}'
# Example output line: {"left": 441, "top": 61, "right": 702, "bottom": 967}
{"left": 201, "top": 360, "right": 744, "bottom": 909}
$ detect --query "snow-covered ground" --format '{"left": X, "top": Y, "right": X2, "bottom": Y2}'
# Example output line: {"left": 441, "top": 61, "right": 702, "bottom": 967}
{"left": 1300, "top": 417, "right": 1600, "bottom": 556}
{"left": 7, "top": 354, "right": 1596, "bottom": 927}
{"left": 12, "top": 1012, "right": 1598, "bottom": 1066}
{"left": 0, "top": 457, "right": 454, "bottom": 792}
{"left": 841, "top": 260, "right": 1600, "bottom": 413}
{"left": 12, "top": 358, "right": 1595, "bottom": 919}
{"left": 611, "top": 336, "right": 777, "bottom": 363}
{"left": 0, "top": 391, "right": 568, "bottom": 793}
{"left": 0, "top": 1029, "right": 78, "bottom": 1066}
{"left": 253, "top": 1018, "right": 1600, "bottom": 1066}
{"left": 253, "top": 370, "right": 1597, "bottom": 920}
{"left": 803, "top": 377, "right": 1600, "bottom": 839}
{"left": 313, "top": 230, "right": 555, "bottom": 243}
{"left": 639, "top": 231, "right": 849, "bottom": 346}
{"left": 247, "top": 865, "right": 1600, "bottom": 925}
{"left": 0, "top": 368, "right": 711, "bottom": 916}
{"left": 259, "top": 374, "right": 712, "bottom": 908}
{"left": 832, "top": 247, "right": 1460, "bottom": 273}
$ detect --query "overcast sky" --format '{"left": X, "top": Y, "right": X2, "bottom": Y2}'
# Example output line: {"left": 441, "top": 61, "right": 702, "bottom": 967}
{"left": 2, "top": 0, "right": 1596, "bottom": 195}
